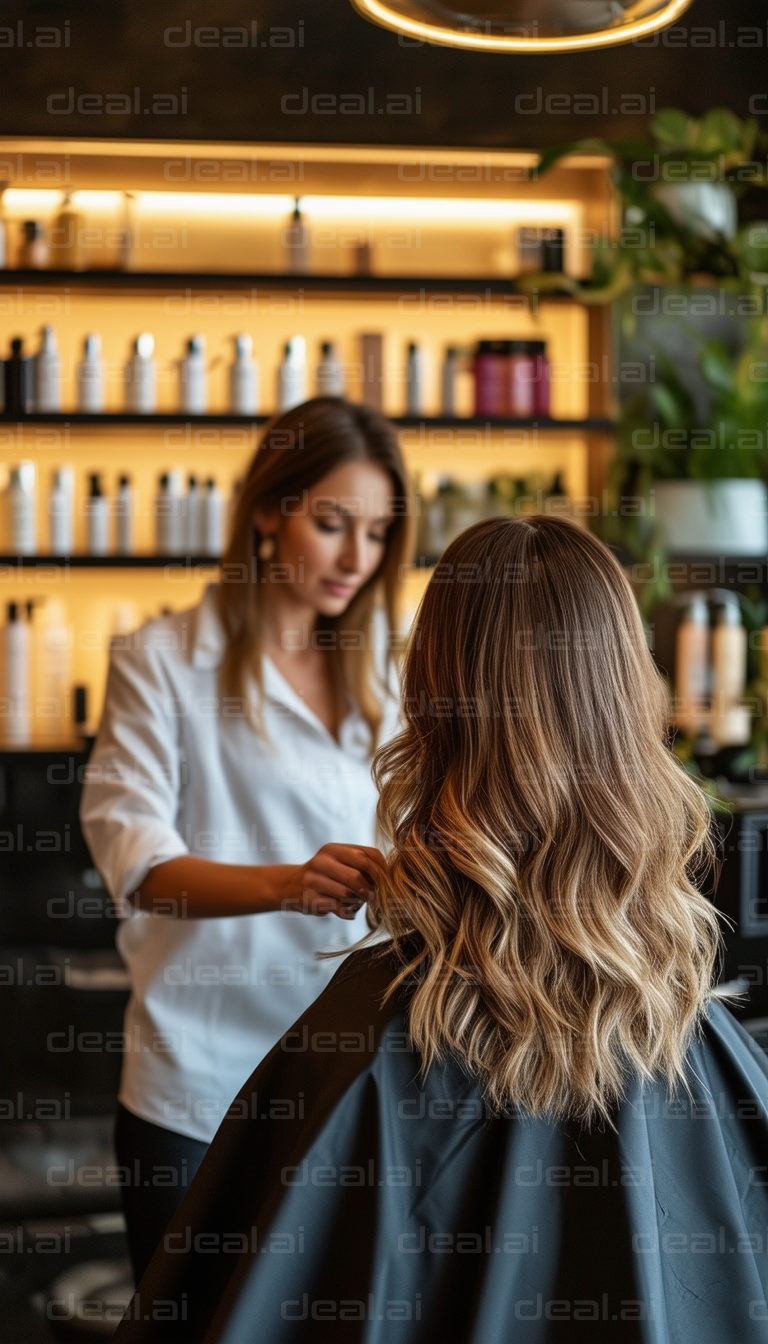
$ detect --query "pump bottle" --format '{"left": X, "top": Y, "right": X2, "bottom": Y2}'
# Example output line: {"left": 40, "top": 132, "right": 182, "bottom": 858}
{"left": 77, "top": 334, "right": 104, "bottom": 413}
{"left": 229, "top": 334, "right": 259, "bottom": 414}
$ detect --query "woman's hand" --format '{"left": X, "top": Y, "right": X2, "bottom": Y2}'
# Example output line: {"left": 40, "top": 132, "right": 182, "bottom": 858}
{"left": 279, "top": 843, "right": 387, "bottom": 919}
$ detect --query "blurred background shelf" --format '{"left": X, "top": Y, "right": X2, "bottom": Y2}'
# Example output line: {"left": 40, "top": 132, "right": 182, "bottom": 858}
{"left": 0, "top": 412, "right": 616, "bottom": 430}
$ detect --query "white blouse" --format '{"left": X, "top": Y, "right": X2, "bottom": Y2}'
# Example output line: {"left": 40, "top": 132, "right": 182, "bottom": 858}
{"left": 80, "top": 584, "right": 399, "bottom": 1142}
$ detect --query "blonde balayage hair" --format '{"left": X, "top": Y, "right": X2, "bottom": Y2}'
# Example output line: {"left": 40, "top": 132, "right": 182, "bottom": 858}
{"left": 218, "top": 397, "right": 413, "bottom": 746}
{"left": 372, "top": 515, "right": 721, "bottom": 1124}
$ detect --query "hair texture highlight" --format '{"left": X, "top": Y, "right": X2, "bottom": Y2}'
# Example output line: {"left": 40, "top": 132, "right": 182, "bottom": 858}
{"left": 218, "top": 397, "right": 413, "bottom": 747}
{"left": 372, "top": 515, "right": 721, "bottom": 1125}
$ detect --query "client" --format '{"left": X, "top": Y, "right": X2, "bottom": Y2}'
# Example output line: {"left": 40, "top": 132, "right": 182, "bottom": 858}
{"left": 114, "top": 516, "right": 768, "bottom": 1344}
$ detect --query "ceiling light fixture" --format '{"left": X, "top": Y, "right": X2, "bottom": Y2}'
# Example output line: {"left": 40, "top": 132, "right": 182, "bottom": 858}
{"left": 350, "top": 0, "right": 694, "bottom": 53}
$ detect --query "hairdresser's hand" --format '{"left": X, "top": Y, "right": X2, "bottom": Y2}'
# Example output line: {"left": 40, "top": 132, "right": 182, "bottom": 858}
{"left": 278, "top": 843, "right": 387, "bottom": 919}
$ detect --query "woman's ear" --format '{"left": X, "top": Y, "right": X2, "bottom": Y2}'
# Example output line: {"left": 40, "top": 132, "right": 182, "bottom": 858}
{"left": 253, "top": 504, "right": 280, "bottom": 534}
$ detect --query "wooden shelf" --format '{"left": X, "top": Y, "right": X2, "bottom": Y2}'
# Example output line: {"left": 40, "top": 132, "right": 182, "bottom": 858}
{"left": 0, "top": 269, "right": 577, "bottom": 298}
{"left": 0, "top": 412, "right": 616, "bottom": 431}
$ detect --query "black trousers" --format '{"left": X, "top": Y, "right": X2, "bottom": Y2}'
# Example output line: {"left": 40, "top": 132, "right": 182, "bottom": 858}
{"left": 114, "top": 1102, "right": 209, "bottom": 1285}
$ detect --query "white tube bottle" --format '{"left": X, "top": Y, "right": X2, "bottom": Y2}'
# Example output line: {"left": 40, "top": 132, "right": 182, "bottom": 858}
{"left": 277, "top": 337, "right": 306, "bottom": 412}
{"left": 405, "top": 342, "right": 424, "bottom": 416}
{"left": 77, "top": 334, "right": 104, "bottom": 413}
{"left": 115, "top": 474, "right": 135, "bottom": 556}
{"left": 48, "top": 466, "right": 74, "bottom": 554}
{"left": 203, "top": 478, "right": 225, "bottom": 556}
{"left": 711, "top": 599, "right": 749, "bottom": 747}
{"left": 35, "top": 325, "right": 62, "bottom": 412}
{"left": 126, "top": 333, "right": 157, "bottom": 413}
{"left": 85, "top": 473, "right": 109, "bottom": 555}
{"left": 6, "top": 462, "right": 38, "bottom": 555}
{"left": 441, "top": 347, "right": 459, "bottom": 416}
{"left": 283, "top": 198, "right": 310, "bottom": 274}
{"left": 179, "top": 335, "right": 208, "bottom": 415}
{"left": 229, "top": 334, "right": 259, "bottom": 414}
{"left": 1, "top": 601, "right": 31, "bottom": 746}
{"left": 186, "top": 474, "right": 204, "bottom": 554}
{"left": 674, "top": 595, "right": 709, "bottom": 735}
{"left": 315, "top": 341, "right": 344, "bottom": 397}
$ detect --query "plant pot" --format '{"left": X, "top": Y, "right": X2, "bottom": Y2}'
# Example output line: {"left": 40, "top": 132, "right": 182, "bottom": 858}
{"left": 652, "top": 183, "right": 737, "bottom": 241}
{"left": 653, "top": 478, "right": 768, "bottom": 556}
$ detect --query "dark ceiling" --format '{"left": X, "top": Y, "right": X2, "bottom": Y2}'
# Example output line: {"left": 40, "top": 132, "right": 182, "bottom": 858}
{"left": 0, "top": 0, "right": 765, "bottom": 146}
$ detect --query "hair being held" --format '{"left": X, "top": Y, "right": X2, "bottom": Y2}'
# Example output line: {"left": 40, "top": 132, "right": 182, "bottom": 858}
{"left": 372, "top": 516, "right": 721, "bottom": 1125}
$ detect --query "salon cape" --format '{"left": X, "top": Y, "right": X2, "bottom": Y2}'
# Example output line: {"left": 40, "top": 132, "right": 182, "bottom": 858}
{"left": 114, "top": 942, "right": 768, "bottom": 1344}
{"left": 80, "top": 584, "right": 399, "bottom": 1143}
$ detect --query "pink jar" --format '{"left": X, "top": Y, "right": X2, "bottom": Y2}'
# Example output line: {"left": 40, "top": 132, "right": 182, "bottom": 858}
{"left": 473, "top": 340, "right": 510, "bottom": 417}
{"left": 528, "top": 340, "right": 550, "bottom": 417}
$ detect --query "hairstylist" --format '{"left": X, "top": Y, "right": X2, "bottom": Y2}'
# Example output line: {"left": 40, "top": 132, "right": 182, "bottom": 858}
{"left": 80, "top": 397, "right": 412, "bottom": 1281}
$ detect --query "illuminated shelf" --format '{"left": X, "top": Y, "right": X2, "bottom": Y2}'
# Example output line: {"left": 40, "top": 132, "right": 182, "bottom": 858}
{"left": 0, "top": 554, "right": 221, "bottom": 568}
{"left": 0, "top": 412, "right": 615, "bottom": 431}
{"left": 0, "top": 269, "right": 578, "bottom": 298}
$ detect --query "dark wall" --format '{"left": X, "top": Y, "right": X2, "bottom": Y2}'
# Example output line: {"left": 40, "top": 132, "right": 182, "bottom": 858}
{"left": 0, "top": 0, "right": 765, "bottom": 147}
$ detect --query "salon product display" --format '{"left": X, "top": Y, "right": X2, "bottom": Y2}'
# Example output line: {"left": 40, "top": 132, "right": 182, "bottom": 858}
{"left": 48, "top": 467, "right": 74, "bottom": 554}
{"left": 674, "top": 593, "right": 750, "bottom": 747}
{"left": 415, "top": 469, "right": 570, "bottom": 562}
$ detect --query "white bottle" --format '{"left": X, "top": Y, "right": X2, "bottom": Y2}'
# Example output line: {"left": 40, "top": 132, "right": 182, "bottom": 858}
{"left": 315, "top": 341, "right": 344, "bottom": 397}
{"left": 115, "top": 474, "right": 135, "bottom": 556}
{"left": 77, "top": 333, "right": 104, "bottom": 413}
{"left": 228, "top": 334, "right": 259, "bottom": 415}
{"left": 6, "top": 462, "right": 37, "bottom": 555}
{"left": 1, "top": 601, "right": 31, "bottom": 746}
{"left": 203, "top": 478, "right": 225, "bottom": 556}
{"left": 675, "top": 596, "right": 709, "bottom": 735}
{"left": 277, "top": 337, "right": 306, "bottom": 412}
{"left": 186, "top": 474, "right": 205, "bottom": 553}
{"left": 36, "top": 598, "right": 72, "bottom": 744}
{"left": 48, "top": 466, "right": 74, "bottom": 554}
{"left": 406, "top": 342, "right": 424, "bottom": 416}
{"left": 85, "top": 473, "right": 109, "bottom": 555}
{"left": 35, "top": 325, "right": 62, "bottom": 413}
{"left": 126, "top": 333, "right": 157, "bottom": 413}
{"left": 711, "top": 599, "right": 749, "bottom": 747}
{"left": 283, "top": 198, "right": 309, "bottom": 274}
{"left": 441, "top": 347, "right": 459, "bottom": 416}
{"left": 155, "top": 469, "right": 184, "bottom": 555}
{"left": 179, "top": 334, "right": 208, "bottom": 415}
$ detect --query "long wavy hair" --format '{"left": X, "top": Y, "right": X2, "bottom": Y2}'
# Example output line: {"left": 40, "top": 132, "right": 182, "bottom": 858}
{"left": 371, "top": 515, "right": 721, "bottom": 1124}
{"left": 218, "top": 398, "right": 413, "bottom": 746}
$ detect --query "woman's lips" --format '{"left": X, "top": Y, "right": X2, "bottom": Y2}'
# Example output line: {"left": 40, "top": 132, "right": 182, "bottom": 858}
{"left": 321, "top": 579, "right": 356, "bottom": 597}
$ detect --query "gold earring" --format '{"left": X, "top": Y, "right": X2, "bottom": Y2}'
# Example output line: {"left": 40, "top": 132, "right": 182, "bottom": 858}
{"left": 258, "top": 536, "right": 276, "bottom": 561}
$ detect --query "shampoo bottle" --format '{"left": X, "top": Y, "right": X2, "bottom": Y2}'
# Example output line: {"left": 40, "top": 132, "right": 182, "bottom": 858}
{"left": 6, "top": 461, "right": 37, "bottom": 554}
{"left": 1, "top": 602, "right": 31, "bottom": 746}
{"left": 115, "top": 474, "right": 135, "bottom": 556}
{"left": 229, "top": 334, "right": 259, "bottom": 414}
{"left": 675, "top": 595, "right": 709, "bottom": 735}
{"left": 126, "top": 333, "right": 157, "bottom": 413}
{"left": 48, "top": 466, "right": 74, "bottom": 554}
{"left": 86, "top": 472, "right": 109, "bottom": 555}
{"left": 711, "top": 599, "right": 749, "bottom": 747}
{"left": 186, "top": 474, "right": 204, "bottom": 554}
{"left": 77, "top": 333, "right": 104, "bottom": 413}
{"left": 406, "top": 342, "right": 423, "bottom": 416}
{"left": 283, "top": 197, "right": 309, "bottom": 274}
{"left": 315, "top": 341, "right": 344, "bottom": 397}
{"left": 35, "top": 325, "right": 62, "bottom": 413}
{"left": 203, "top": 478, "right": 225, "bottom": 556}
{"left": 277, "top": 337, "right": 306, "bottom": 412}
{"left": 179, "top": 334, "right": 208, "bottom": 415}
{"left": 440, "top": 347, "right": 459, "bottom": 416}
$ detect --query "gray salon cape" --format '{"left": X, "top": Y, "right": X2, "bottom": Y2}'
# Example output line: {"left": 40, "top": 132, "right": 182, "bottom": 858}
{"left": 114, "top": 943, "right": 768, "bottom": 1344}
